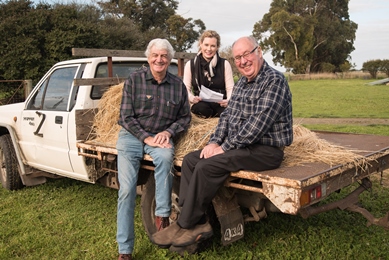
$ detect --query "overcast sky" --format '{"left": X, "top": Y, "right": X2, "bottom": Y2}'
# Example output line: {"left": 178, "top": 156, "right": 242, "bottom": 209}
{"left": 177, "top": 0, "right": 389, "bottom": 71}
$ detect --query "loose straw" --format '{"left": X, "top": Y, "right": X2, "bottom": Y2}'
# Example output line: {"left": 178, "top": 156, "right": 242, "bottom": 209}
{"left": 91, "top": 83, "right": 366, "bottom": 168}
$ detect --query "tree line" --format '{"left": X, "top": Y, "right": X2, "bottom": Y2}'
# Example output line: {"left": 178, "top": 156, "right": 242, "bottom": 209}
{"left": 3, "top": 0, "right": 383, "bottom": 93}
{"left": 0, "top": 0, "right": 205, "bottom": 85}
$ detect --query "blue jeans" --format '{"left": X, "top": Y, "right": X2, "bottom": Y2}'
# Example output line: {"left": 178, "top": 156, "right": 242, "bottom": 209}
{"left": 116, "top": 128, "right": 174, "bottom": 254}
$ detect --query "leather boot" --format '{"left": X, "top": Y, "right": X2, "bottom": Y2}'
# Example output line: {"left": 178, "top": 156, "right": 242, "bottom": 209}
{"left": 155, "top": 216, "right": 170, "bottom": 232}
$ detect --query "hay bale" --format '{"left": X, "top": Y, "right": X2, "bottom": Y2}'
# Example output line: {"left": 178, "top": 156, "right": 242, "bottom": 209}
{"left": 91, "top": 82, "right": 124, "bottom": 146}
{"left": 91, "top": 83, "right": 364, "bottom": 167}
{"left": 174, "top": 120, "right": 363, "bottom": 167}
{"left": 174, "top": 116, "right": 219, "bottom": 160}
{"left": 282, "top": 125, "right": 363, "bottom": 167}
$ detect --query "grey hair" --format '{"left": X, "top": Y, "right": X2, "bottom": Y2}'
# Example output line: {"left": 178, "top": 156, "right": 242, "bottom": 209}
{"left": 232, "top": 36, "right": 259, "bottom": 49}
{"left": 144, "top": 38, "right": 175, "bottom": 61}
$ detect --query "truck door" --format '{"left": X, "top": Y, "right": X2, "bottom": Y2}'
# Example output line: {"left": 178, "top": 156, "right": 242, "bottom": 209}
{"left": 19, "top": 65, "right": 81, "bottom": 177}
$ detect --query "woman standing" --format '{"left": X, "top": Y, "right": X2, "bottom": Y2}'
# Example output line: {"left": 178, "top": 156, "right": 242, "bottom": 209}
{"left": 183, "top": 30, "right": 234, "bottom": 118}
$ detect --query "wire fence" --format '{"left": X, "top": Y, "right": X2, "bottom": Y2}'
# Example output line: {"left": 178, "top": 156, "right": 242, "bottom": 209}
{"left": 0, "top": 80, "right": 32, "bottom": 105}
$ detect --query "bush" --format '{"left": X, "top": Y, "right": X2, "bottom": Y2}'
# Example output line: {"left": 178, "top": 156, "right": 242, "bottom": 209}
{"left": 362, "top": 59, "right": 389, "bottom": 78}
{"left": 320, "top": 62, "right": 335, "bottom": 73}
{"left": 380, "top": 59, "right": 389, "bottom": 77}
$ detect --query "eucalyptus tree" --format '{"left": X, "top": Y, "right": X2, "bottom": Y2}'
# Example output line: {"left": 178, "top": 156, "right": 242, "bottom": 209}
{"left": 97, "top": 0, "right": 205, "bottom": 52}
{"left": 165, "top": 14, "right": 205, "bottom": 52}
{"left": 253, "top": 0, "right": 357, "bottom": 74}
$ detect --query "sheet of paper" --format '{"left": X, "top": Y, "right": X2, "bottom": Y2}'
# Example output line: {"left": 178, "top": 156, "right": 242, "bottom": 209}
{"left": 199, "top": 85, "right": 224, "bottom": 102}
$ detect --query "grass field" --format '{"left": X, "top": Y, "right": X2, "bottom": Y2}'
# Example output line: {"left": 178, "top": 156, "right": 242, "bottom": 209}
{"left": 290, "top": 79, "right": 389, "bottom": 119}
{"left": 289, "top": 78, "right": 389, "bottom": 136}
{"left": 1, "top": 78, "right": 389, "bottom": 259}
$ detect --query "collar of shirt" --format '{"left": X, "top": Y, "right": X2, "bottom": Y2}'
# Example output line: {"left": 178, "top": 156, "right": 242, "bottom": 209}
{"left": 145, "top": 67, "right": 171, "bottom": 85}
{"left": 242, "top": 60, "right": 269, "bottom": 84}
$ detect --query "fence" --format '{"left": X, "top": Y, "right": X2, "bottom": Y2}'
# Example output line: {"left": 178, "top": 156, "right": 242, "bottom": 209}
{"left": 0, "top": 80, "right": 32, "bottom": 105}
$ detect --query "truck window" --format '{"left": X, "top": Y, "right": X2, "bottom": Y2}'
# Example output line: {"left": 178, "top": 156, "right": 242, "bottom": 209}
{"left": 27, "top": 66, "right": 78, "bottom": 111}
{"left": 91, "top": 62, "right": 179, "bottom": 99}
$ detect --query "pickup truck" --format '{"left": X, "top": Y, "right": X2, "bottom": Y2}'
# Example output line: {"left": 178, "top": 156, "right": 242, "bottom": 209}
{"left": 1, "top": 49, "right": 388, "bottom": 255}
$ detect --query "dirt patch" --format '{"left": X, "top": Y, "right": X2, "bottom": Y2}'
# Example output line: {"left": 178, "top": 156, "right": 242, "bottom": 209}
{"left": 294, "top": 118, "right": 389, "bottom": 126}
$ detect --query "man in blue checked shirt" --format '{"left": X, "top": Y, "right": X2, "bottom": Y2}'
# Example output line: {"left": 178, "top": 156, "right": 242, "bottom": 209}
{"left": 116, "top": 39, "right": 191, "bottom": 260}
{"left": 152, "top": 36, "right": 293, "bottom": 248}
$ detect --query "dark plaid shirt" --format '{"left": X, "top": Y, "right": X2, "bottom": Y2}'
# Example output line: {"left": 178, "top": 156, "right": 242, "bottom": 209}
{"left": 209, "top": 61, "right": 293, "bottom": 151}
{"left": 118, "top": 67, "right": 191, "bottom": 141}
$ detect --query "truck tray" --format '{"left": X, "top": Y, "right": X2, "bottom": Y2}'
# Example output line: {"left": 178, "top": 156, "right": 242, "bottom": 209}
{"left": 77, "top": 132, "right": 389, "bottom": 187}
{"left": 233, "top": 131, "right": 389, "bottom": 189}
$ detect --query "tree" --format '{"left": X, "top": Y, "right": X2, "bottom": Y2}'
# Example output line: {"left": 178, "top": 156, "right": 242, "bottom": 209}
{"left": 0, "top": 1, "right": 103, "bottom": 83}
{"left": 0, "top": 0, "right": 205, "bottom": 85}
{"left": 253, "top": 0, "right": 357, "bottom": 74}
{"left": 362, "top": 60, "right": 381, "bottom": 79}
{"left": 219, "top": 46, "right": 240, "bottom": 78}
{"left": 0, "top": 0, "right": 47, "bottom": 81}
{"left": 320, "top": 63, "right": 335, "bottom": 73}
{"left": 380, "top": 59, "right": 389, "bottom": 77}
{"left": 44, "top": 3, "right": 103, "bottom": 65}
{"left": 97, "top": 0, "right": 204, "bottom": 52}
{"left": 98, "top": 16, "right": 145, "bottom": 50}
{"left": 98, "top": 0, "right": 177, "bottom": 32}
{"left": 165, "top": 15, "right": 205, "bottom": 52}
{"left": 339, "top": 61, "right": 351, "bottom": 73}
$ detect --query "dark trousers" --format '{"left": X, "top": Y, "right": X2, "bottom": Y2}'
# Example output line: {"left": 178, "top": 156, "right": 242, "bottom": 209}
{"left": 177, "top": 144, "right": 284, "bottom": 229}
{"left": 191, "top": 101, "right": 225, "bottom": 118}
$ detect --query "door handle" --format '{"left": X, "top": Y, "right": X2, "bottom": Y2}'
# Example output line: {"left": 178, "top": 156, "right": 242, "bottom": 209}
{"left": 55, "top": 116, "right": 63, "bottom": 124}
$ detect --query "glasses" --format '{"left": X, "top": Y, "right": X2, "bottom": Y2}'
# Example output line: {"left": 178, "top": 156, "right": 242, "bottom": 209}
{"left": 234, "top": 46, "right": 258, "bottom": 63}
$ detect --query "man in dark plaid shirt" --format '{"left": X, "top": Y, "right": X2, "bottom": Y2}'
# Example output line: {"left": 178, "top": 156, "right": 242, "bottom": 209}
{"left": 152, "top": 36, "right": 293, "bottom": 249}
{"left": 116, "top": 39, "right": 191, "bottom": 260}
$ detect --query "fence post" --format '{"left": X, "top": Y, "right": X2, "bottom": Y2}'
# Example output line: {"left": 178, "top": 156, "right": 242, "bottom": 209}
{"left": 24, "top": 80, "right": 33, "bottom": 98}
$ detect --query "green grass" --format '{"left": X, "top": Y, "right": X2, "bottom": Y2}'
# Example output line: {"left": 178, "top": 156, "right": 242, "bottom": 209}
{"left": 290, "top": 79, "right": 389, "bottom": 118}
{"left": 289, "top": 78, "right": 389, "bottom": 136}
{"left": 1, "top": 78, "right": 389, "bottom": 259}
{"left": 302, "top": 124, "right": 389, "bottom": 136}
{"left": 1, "top": 178, "right": 388, "bottom": 259}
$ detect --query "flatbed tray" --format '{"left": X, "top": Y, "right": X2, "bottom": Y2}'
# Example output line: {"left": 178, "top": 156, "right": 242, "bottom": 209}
{"left": 229, "top": 131, "right": 389, "bottom": 189}
{"left": 77, "top": 132, "right": 389, "bottom": 190}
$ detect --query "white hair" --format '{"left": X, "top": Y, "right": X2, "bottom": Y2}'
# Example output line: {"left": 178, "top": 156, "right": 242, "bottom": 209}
{"left": 144, "top": 38, "right": 175, "bottom": 60}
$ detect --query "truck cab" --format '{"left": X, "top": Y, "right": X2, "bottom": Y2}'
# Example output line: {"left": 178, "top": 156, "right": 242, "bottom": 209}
{"left": 0, "top": 56, "right": 179, "bottom": 188}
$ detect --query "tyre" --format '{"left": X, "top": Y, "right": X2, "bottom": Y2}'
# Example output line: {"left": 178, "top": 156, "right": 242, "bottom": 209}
{"left": 141, "top": 173, "right": 181, "bottom": 237}
{"left": 141, "top": 173, "right": 214, "bottom": 255}
{"left": 0, "top": 134, "right": 23, "bottom": 190}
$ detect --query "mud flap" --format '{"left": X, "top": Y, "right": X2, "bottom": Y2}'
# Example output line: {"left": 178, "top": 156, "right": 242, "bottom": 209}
{"left": 212, "top": 187, "right": 244, "bottom": 246}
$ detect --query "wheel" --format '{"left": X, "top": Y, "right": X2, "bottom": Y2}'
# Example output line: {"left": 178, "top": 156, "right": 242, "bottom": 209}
{"left": 141, "top": 173, "right": 214, "bottom": 255}
{"left": 0, "top": 134, "right": 23, "bottom": 190}
{"left": 141, "top": 173, "right": 181, "bottom": 237}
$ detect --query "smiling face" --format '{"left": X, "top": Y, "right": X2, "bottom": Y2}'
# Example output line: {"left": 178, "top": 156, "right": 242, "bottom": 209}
{"left": 200, "top": 37, "right": 219, "bottom": 61}
{"left": 232, "top": 37, "right": 263, "bottom": 82}
{"left": 147, "top": 46, "right": 170, "bottom": 77}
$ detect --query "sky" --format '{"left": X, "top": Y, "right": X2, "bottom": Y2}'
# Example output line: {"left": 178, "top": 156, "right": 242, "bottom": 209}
{"left": 176, "top": 0, "right": 389, "bottom": 72}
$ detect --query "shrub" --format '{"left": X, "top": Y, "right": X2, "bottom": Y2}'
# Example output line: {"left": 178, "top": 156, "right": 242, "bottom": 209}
{"left": 362, "top": 59, "right": 381, "bottom": 78}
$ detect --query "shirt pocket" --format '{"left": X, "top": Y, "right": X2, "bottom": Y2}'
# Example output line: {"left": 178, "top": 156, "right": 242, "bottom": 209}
{"left": 134, "top": 94, "right": 155, "bottom": 116}
{"left": 162, "top": 98, "right": 179, "bottom": 120}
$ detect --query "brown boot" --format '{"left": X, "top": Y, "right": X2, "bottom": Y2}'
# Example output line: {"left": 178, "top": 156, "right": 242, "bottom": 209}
{"left": 151, "top": 222, "right": 184, "bottom": 248}
{"left": 155, "top": 216, "right": 170, "bottom": 232}
{"left": 172, "top": 222, "right": 213, "bottom": 247}
{"left": 118, "top": 254, "right": 132, "bottom": 260}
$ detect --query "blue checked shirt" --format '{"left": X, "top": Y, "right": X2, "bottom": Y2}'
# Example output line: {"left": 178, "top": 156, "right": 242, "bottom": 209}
{"left": 209, "top": 61, "right": 293, "bottom": 151}
{"left": 118, "top": 67, "right": 191, "bottom": 141}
